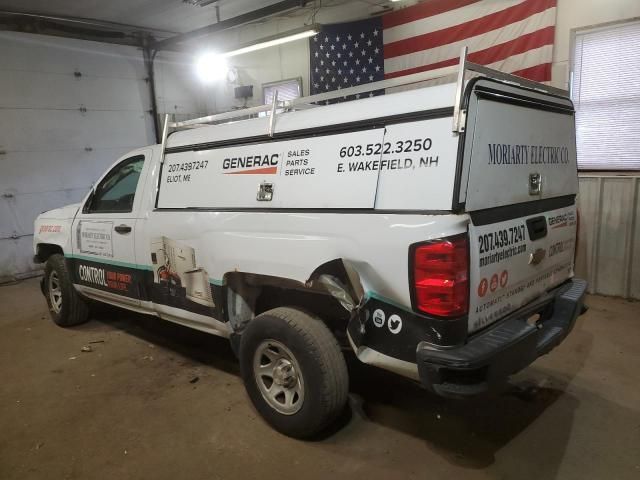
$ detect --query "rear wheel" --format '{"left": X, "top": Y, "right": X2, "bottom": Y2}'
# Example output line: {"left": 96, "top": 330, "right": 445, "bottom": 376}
{"left": 44, "top": 254, "right": 90, "bottom": 327}
{"left": 239, "top": 307, "right": 349, "bottom": 438}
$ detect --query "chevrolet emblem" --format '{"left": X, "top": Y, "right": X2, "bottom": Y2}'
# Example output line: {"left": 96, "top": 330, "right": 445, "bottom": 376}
{"left": 529, "top": 248, "right": 546, "bottom": 265}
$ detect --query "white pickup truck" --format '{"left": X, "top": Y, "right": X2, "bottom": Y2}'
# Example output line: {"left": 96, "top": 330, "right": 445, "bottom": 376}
{"left": 33, "top": 52, "right": 586, "bottom": 438}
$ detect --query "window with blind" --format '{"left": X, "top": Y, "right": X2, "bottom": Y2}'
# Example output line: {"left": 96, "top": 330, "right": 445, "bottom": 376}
{"left": 263, "top": 78, "right": 302, "bottom": 104}
{"left": 571, "top": 20, "right": 640, "bottom": 170}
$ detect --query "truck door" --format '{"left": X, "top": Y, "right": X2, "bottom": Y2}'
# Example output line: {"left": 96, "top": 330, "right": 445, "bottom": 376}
{"left": 70, "top": 151, "right": 150, "bottom": 308}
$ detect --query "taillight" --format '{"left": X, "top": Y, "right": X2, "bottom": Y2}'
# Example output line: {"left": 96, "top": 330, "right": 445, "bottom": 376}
{"left": 411, "top": 234, "right": 469, "bottom": 318}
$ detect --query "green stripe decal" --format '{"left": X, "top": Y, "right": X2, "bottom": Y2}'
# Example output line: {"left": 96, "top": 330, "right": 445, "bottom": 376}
{"left": 65, "top": 254, "right": 152, "bottom": 271}
{"left": 364, "top": 290, "right": 413, "bottom": 313}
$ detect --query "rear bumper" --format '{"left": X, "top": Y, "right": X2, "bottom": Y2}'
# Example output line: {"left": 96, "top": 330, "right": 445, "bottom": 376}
{"left": 417, "top": 278, "right": 587, "bottom": 397}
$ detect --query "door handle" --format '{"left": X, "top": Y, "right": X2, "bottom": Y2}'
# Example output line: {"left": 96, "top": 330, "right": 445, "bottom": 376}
{"left": 115, "top": 224, "right": 132, "bottom": 234}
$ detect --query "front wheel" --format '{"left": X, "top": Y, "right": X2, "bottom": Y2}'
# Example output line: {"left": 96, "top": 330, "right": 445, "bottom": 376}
{"left": 44, "top": 254, "right": 90, "bottom": 327}
{"left": 239, "top": 307, "right": 349, "bottom": 438}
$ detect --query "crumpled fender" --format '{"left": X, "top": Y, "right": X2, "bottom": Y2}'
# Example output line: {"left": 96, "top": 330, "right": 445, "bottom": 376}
{"left": 307, "top": 258, "right": 365, "bottom": 311}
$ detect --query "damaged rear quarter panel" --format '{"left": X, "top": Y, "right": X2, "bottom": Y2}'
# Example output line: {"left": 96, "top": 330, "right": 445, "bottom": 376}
{"left": 143, "top": 211, "right": 470, "bottom": 311}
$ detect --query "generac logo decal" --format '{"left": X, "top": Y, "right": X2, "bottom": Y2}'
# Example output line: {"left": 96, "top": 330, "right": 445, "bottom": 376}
{"left": 548, "top": 212, "right": 575, "bottom": 229}
{"left": 39, "top": 224, "right": 62, "bottom": 233}
{"left": 223, "top": 154, "right": 279, "bottom": 175}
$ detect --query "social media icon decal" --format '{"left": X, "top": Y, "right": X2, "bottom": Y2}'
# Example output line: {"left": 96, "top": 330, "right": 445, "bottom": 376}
{"left": 388, "top": 314, "right": 402, "bottom": 334}
{"left": 372, "top": 309, "right": 385, "bottom": 328}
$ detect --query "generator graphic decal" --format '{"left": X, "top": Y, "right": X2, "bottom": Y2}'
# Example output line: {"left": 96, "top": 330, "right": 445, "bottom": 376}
{"left": 69, "top": 236, "right": 220, "bottom": 318}
{"left": 149, "top": 236, "right": 216, "bottom": 317}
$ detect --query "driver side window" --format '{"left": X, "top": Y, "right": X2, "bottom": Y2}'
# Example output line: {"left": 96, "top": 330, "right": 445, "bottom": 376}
{"left": 86, "top": 155, "right": 144, "bottom": 214}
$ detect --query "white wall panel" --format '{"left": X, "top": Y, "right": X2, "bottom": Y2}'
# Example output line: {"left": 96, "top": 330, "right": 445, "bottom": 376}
{"left": 155, "top": 52, "right": 208, "bottom": 118}
{"left": 552, "top": 0, "right": 640, "bottom": 88}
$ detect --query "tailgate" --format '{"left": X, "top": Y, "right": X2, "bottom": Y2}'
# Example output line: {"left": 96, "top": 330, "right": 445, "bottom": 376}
{"left": 459, "top": 78, "right": 579, "bottom": 333}
{"left": 468, "top": 202, "right": 577, "bottom": 332}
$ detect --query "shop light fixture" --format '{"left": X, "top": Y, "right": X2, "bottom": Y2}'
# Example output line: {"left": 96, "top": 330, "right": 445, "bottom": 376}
{"left": 195, "top": 24, "right": 321, "bottom": 83}
{"left": 223, "top": 24, "right": 321, "bottom": 57}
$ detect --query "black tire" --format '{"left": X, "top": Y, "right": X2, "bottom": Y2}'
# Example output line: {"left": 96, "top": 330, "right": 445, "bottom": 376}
{"left": 44, "top": 254, "right": 90, "bottom": 327}
{"left": 239, "top": 307, "right": 349, "bottom": 438}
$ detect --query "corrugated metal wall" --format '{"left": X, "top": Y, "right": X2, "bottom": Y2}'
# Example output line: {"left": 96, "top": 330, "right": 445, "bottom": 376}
{"left": 575, "top": 175, "right": 640, "bottom": 299}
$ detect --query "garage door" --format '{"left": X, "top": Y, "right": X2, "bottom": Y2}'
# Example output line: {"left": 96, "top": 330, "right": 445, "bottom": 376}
{"left": 0, "top": 31, "right": 155, "bottom": 281}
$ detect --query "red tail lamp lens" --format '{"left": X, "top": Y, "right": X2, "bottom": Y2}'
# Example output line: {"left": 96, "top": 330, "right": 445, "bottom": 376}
{"left": 412, "top": 235, "right": 469, "bottom": 318}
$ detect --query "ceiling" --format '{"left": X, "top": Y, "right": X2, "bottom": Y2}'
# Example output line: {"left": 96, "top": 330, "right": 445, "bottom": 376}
{"left": 0, "top": 0, "right": 303, "bottom": 35}
{"left": 0, "top": 0, "right": 392, "bottom": 49}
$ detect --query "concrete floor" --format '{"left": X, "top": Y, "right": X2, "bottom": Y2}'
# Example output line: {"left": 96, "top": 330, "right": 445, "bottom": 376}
{"left": 0, "top": 278, "right": 638, "bottom": 480}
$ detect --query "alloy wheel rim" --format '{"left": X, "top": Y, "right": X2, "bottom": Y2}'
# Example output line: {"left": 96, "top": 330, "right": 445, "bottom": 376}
{"left": 253, "top": 339, "right": 304, "bottom": 415}
{"left": 48, "top": 271, "right": 63, "bottom": 314}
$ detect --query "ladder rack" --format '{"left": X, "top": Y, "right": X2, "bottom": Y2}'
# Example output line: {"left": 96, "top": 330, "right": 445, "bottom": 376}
{"left": 161, "top": 47, "right": 567, "bottom": 144}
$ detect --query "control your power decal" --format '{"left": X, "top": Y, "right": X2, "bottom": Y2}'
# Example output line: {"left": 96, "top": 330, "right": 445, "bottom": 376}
{"left": 72, "top": 258, "right": 139, "bottom": 299}
{"left": 77, "top": 263, "right": 133, "bottom": 292}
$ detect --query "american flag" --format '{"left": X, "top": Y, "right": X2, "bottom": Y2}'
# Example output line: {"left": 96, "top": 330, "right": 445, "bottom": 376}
{"left": 309, "top": 17, "right": 385, "bottom": 103}
{"left": 310, "top": 0, "right": 557, "bottom": 101}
